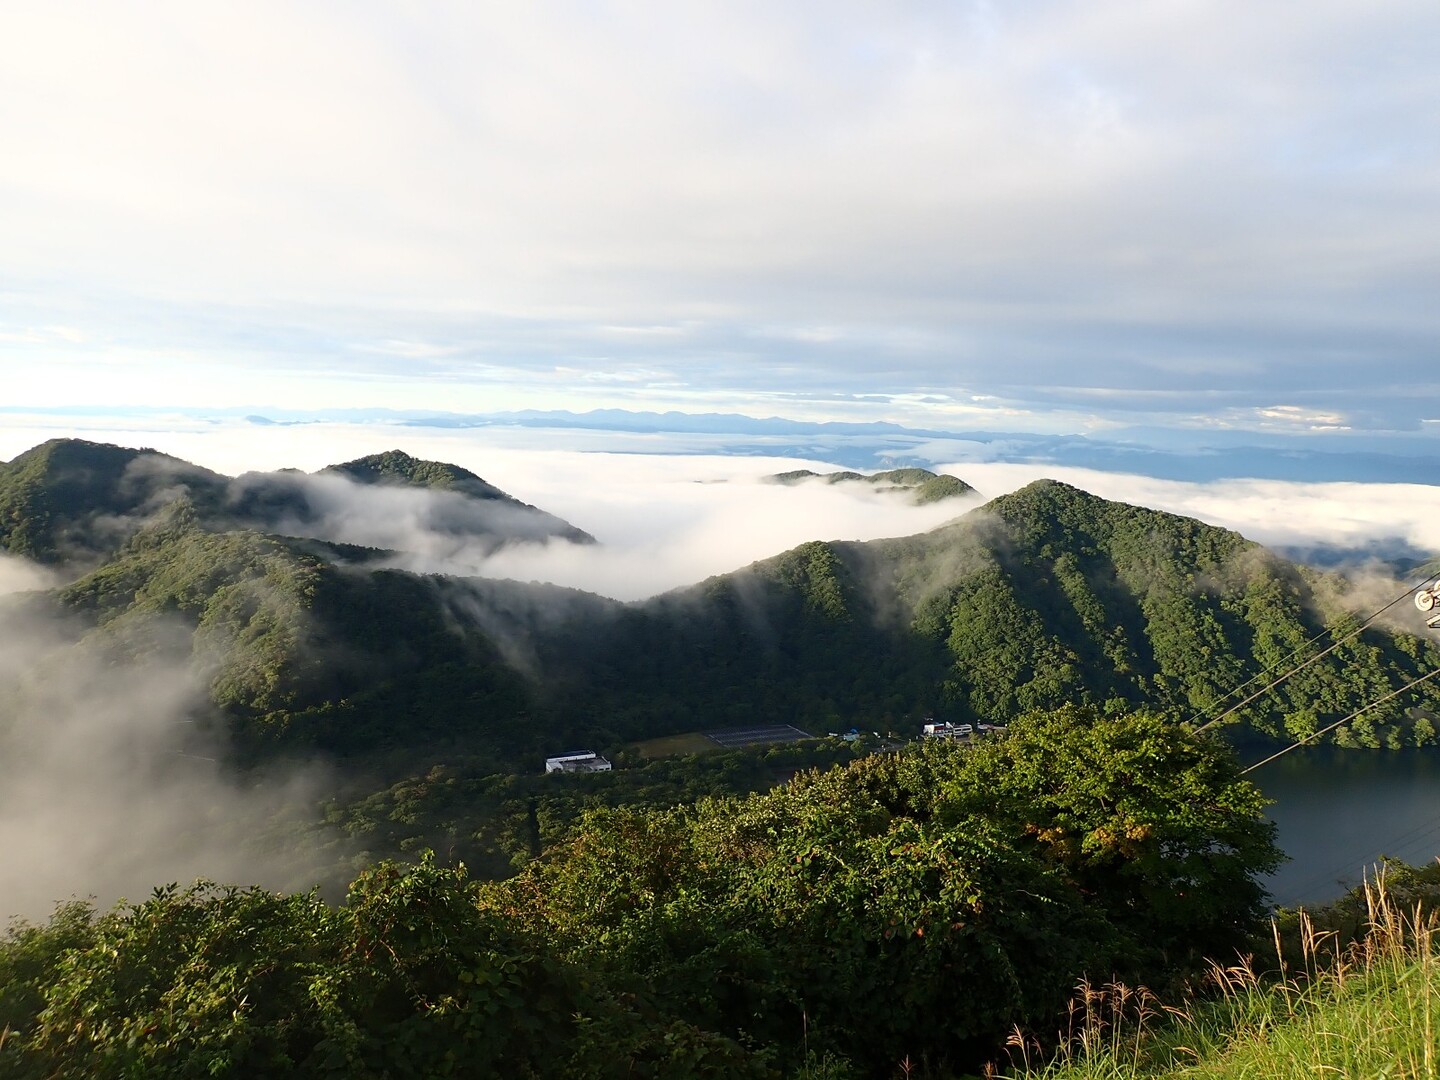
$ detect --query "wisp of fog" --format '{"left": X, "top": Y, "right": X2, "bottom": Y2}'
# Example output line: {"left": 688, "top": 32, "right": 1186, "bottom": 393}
{"left": 0, "top": 556, "right": 343, "bottom": 923}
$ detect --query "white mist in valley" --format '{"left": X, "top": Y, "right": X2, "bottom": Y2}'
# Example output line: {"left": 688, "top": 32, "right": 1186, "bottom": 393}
{"left": 0, "top": 552, "right": 58, "bottom": 596}
{"left": 391, "top": 459, "right": 982, "bottom": 601}
{"left": 0, "top": 563, "right": 343, "bottom": 923}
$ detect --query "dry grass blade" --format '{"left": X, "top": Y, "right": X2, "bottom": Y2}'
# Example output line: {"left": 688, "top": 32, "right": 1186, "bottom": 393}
{"left": 996, "top": 866, "right": 1440, "bottom": 1080}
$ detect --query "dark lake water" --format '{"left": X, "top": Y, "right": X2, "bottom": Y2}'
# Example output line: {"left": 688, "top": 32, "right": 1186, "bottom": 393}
{"left": 1251, "top": 746, "right": 1440, "bottom": 908}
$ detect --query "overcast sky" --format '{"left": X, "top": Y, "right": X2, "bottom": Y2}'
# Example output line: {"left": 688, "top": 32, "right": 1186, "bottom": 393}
{"left": 2, "top": 2, "right": 1438, "bottom": 441}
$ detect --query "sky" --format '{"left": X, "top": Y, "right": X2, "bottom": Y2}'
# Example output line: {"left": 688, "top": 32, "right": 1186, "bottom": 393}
{"left": 2, "top": 2, "right": 1438, "bottom": 445}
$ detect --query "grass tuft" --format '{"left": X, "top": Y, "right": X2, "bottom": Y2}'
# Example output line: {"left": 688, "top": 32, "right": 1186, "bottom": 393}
{"left": 992, "top": 866, "right": 1440, "bottom": 1079}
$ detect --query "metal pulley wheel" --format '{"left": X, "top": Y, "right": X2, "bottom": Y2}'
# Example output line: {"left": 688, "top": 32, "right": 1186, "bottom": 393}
{"left": 1419, "top": 589, "right": 1438, "bottom": 613}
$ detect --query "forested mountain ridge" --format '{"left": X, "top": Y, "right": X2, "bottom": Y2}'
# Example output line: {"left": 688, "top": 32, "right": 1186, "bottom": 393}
{"left": 0, "top": 438, "right": 230, "bottom": 563}
{"left": 33, "top": 503, "right": 618, "bottom": 764}
{"left": 550, "top": 478, "right": 1440, "bottom": 749}
{"left": 4, "top": 439, "right": 1438, "bottom": 767}
{"left": 0, "top": 439, "right": 594, "bottom": 567}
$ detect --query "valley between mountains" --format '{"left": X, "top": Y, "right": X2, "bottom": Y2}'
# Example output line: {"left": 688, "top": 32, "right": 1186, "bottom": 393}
{"left": 5, "top": 437, "right": 1434, "bottom": 771}
{"left": 3, "top": 436, "right": 1435, "bottom": 889}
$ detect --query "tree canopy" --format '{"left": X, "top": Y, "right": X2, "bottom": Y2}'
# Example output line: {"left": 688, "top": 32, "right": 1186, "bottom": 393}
{"left": 0, "top": 708, "right": 1282, "bottom": 1077}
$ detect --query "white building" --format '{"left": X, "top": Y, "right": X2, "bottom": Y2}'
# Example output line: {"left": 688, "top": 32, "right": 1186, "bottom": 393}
{"left": 921, "top": 721, "right": 973, "bottom": 740}
{"left": 545, "top": 750, "right": 613, "bottom": 774}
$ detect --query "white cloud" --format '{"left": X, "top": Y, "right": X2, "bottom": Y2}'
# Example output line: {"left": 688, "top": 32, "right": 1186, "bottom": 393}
{"left": 0, "top": 552, "right": 59, "bottom": 596}
{"left": 0, "top": 421, "right": 985, "bottom": 599}
{"left": 1253, "top": 405, "right": 1351, "bottom": 431}
{"left": 412, "top": 456, "right": 981, "bottom": 600}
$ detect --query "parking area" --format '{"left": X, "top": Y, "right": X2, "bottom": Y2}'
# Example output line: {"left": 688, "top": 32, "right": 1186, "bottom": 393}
{"left": 704, "top": 724, "right": 814, "bottom": 749}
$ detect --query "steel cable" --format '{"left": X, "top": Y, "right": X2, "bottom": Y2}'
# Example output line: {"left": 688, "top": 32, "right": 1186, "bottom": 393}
{"left": 1193, "top": 573, "right": 1438, "bottom": 735}
{"left": 1242, "top": 666, "right": 1440, "bottom": 775}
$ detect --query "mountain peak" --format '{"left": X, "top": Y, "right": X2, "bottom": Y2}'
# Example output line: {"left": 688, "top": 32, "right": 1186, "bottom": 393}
{"left": 1, "top": 440, "right": 228, "bottom": 563}
{"left": 322, "top": 450, "right": 498, "bottom": 494}
{"left": 987, "top": 478, "right": 1122, "bottom": 515}
{"left": 8, "top": 437, "right": 148, "bottom": 473}
{"left": 314, "top": 450, "right": 595, "bottom": 544}
{"left": 980, "top": 478, "right": 1253, "bottom": 569}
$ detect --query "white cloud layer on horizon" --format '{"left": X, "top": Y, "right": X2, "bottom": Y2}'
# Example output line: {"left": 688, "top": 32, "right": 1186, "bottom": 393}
{"left": 1, "top": 2, "right": 1437, "bottom": 434}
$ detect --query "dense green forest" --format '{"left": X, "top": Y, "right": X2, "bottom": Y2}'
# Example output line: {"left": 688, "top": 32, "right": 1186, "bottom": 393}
{"left": 0, "top": 711, "right": 1280, "bottom": 1077}
{"left": 542, "top": 477, "right": 1440, "bottom": 752}
{"left": 2, "top": 438, "right": 1437, "bottom": 1074}
{"left": 7, "top": 439, "right": 1437, "bottom": 770}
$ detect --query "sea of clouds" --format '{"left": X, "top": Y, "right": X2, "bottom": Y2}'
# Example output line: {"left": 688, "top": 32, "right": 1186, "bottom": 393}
{"left": 2, "top": 417, "right": 1437, "bottom": 920}
{"left": 5, "top": 418, "right": 1434, "bottom": 602}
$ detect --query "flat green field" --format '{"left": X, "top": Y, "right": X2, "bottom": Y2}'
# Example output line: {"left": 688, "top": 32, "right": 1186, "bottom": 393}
{"left": 630, "top": 732, "right": 721, "bottom": 759}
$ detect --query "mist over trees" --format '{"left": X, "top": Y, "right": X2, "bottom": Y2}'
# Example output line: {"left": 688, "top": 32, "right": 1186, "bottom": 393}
{"left": 0, "top": 436, "right": 1432, "bottom": 1074}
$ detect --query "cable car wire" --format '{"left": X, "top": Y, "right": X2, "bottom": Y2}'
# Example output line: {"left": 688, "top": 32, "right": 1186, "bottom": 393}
{"left": 1242, "top": 665, "right": 1440, "bottom": 775}
{"left": 1184, "top": 621, "right": 1340, "bottom": 728}
{"left": 1193, "top": 573, "right": 1438, "bottom": 735}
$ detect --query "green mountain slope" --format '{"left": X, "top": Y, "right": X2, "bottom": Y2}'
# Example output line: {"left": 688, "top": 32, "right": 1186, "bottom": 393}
{"left": 323, "top": 449, "right": 511, "bottom": 498}
{"left": 0, "top": 439, "right": 229, "bottom": 564}
{"left": 6, "top": 445, "right": 1438, "bottom": 766}
{"left": 0, "top": 439, "right": 595, "bottom": 569}
{"left": 554, "top": 479, "right": 1440, "bottom": 748}
{"left": 49, "top": 508, "right": 481, "bottom": 726}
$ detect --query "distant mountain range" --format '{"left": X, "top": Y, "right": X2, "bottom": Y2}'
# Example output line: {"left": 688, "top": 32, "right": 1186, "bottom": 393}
{"left": 4, "top": 438, "right": 1438, "bottom": 775}
{"left": 10, "top": 403, "right": 1438, "bottom": 481}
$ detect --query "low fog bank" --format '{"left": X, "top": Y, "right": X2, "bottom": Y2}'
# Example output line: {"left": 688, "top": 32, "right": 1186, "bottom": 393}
{"left": 0, "top": 599, "right": 345, "bottom": 924}
{"left": 228, "top": 469, "right": 585, "bottom": 558}
{"left": 388, "top": 464, "right": 981, "bottom": 600}
{"left": 0, "top": 552, "right": 60, "bottom": 596}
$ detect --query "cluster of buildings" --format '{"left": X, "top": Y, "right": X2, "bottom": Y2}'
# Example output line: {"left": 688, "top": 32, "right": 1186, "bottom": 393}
{"left": 544, "top": 721, "right": 1007, "bottom": 775}
{"left": 920, "top": 720, "right": 1007, "bottom": 741}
